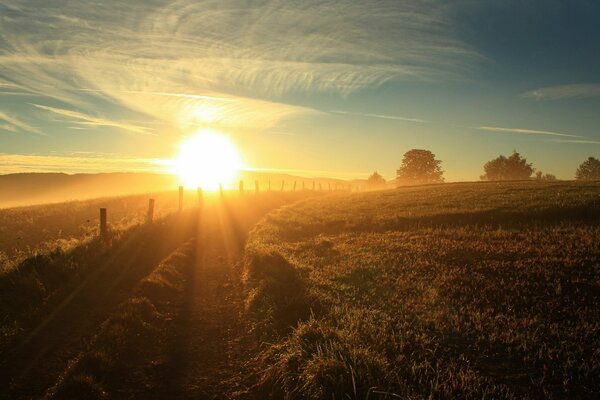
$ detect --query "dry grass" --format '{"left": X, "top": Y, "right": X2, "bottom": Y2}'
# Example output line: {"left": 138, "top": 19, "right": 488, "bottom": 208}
{"left": 244, "top": 181, "right": 600, "bottom": 399}
{"left": 0, "top": 190, "right": 186, "bottom": 267}
{"left": 47, "top": 240, "right": 196, "bottom": 399}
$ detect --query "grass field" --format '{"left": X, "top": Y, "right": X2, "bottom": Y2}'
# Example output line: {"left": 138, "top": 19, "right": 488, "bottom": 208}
{"left": 244, "top": 181, "right": 600, "bottom": 399}
{"left": 0, "top": 190, "right": 315, "bottom": 399}
{"left": 0, "top": 191, "right": 186, "bottom": 267}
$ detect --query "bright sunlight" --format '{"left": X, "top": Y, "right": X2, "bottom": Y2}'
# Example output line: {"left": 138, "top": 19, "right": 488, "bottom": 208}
{"left": 171, "top": 130, "right": 242, "bottom": 190}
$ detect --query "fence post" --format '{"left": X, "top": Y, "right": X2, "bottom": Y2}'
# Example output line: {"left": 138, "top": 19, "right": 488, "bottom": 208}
{"left": 281, "top": 180, "right": 285, "bottom": 192}
{"left": 255, "top": 180, "right": 259, "bottom": 194}
{"left": 239, "top": 180, "right": 244, "bottom": 195}
{"left": 147, "top": 199, "right": 155, "bottom": 223}
{"left": 319, "top": 183, "right": 322, "bottom": 191}
{"left": 312, "top": 181, "right": 315, "bottom": 191}
{"left": 99, "top": 208, "right": 107, "bottom": 238}
{"left": 328, "top": 182, "right": 331, "bottom": 191}
{"left": 268, "top": 180, "right": 271, "bottom": 192}
{"left": 302, "top": 181, "right": 305, "bottom": 191}
{"left": 178, "top": 186, "right": 183, "bottom": 212}
{"left": 197, "top": 187, "right": 203, "bottom": 206}
{"left": 219, "top": 183, "right": 224, "bottom": 198}
{"left": 293, "top": 181, "right": 297, "bottom": 192}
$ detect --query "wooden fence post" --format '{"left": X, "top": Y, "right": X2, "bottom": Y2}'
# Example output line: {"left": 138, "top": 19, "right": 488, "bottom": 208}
{"left": 197, "top": 187, "right": 203, "bottom": 206}
{"left": 281, "top": 180, "right": 285, "bottom": 192}
{"left": 328, "top": 183, "right": 331, "bottom": 191}
{"left": 255, "top": 180, "right": 259, "bottom": 194}
{"left": 239, "top": 180, "right": 244, "bottom": 195}
{"left": 99, "top": 208, "right": 107, "bottom": 238}
{"left": 268, "top": 180, "right": 271, "bottom": 192}
{"left": 293, "top": 181, "right": 297, "bottom": 192}
{"left": 319, "top": 183, "right": 322, "bottom": 191}
{"left": 312, "top": 181, "right": 315, "bottom": 191}
{"left": 147, "top": 199, "right": 155, "bottom": 223}
{"left": 302, "top": 181, "right": 305, "bottom": 190}
{"left": 178, "top": 186, "right": 183, "bottom": 212}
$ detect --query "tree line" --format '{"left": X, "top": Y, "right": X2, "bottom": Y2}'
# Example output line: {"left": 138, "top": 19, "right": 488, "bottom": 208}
{"left": 366, "top": 150, "right": 600, "bottom": 187}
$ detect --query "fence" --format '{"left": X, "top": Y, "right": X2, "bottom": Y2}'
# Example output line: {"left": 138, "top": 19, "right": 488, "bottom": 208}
{"left": 98, "top": 182, "right": 352, "bottom": 238}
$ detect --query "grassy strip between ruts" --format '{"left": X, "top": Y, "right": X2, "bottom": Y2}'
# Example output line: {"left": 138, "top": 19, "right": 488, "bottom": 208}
{"left": 243, "top": 181, "right": 600, "bottom": 399}
{"left": 0, "top": 210, "right": 197, "bottom": 357}
{"left": 46, "top": 239, "right": 196, "bottom": 399}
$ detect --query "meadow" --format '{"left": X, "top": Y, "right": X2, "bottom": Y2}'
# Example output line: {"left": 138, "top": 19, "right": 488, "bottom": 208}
{"left": 0, "top": 190, "right": 313, "bottom": 399}
{"left": 244, "top": 181, "right": 600, "bottom": 399}
{"left": 0, "top": 190, "right": 191, "bottom": 268}
{"left": 1, "top": 181, "right": 599, "bottom": 399}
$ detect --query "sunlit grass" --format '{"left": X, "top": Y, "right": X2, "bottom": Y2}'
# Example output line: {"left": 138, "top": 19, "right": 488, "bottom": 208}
{"left": 245, "top": 181, "right": 600, "bottom": 399}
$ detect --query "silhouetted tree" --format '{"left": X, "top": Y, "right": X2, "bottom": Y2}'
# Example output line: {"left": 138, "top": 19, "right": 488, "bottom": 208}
{"left": 367, "top": 172, "right": 386, "bottom": 186}
{"left": 536, "top": 171, "right": 557, "bottom": 181}
{"left": 575, "top": 157, "right": 600, "bottom": 180}
{"left": 396, "top": 149, "right": 443, "bottom": 185}
{"left": 481, "top": 150, "right": 534, "bottom": 181}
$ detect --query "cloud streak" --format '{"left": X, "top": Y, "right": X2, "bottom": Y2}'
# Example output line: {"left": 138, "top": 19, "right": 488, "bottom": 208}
{"left": 545, "top": 139, "right": 600, "bottom": 145}
{"left": 329, "top": 110, "right": 428, "bottom": 123}
{"left": 0, "top": 111, "right": 44, "bottom": 135}
{"left": 0, "top": 0, "right": 482, "bottom": 137}
{"left": 0, "top": 152, "right": 164, "bottom": 174}
{"left": 30, "top": 104, "right": 156, "bottom": 136}
{"left": 522, "top": 84, "right": 600, "bottom": 100}
{"left": 474, "top": 125, "right": 583, "bottom": 138}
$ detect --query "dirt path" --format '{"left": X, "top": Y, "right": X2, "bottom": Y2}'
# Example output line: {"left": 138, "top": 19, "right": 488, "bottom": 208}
{"left": 159, "top": 201, "right": 269, "bottom": 399}
{"left": 2, "top": 194, "right": 306, "bottom": 399}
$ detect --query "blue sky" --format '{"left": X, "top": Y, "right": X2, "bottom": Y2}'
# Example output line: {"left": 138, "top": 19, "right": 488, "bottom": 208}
{"left": 0, "top": 0, "right": 599, "bottom": 180}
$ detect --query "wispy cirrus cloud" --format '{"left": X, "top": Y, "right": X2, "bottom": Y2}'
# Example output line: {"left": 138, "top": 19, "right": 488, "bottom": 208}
{"left": 0, "top": 0, "right": 481, "bottom": 137}
{"left": 329, "top": 110, "right": 428, "bottom": 123}
{"left": 0, "top": 110, "right": 44, "bottom": 135}
{"left": 545, "top": 138, "right": 600, "bottom": 145}
{"left": 30, "top": 104, "right": 156, "bottom": 136}
{"left": 0, "top": 152, "right": 164, "bottom": 174}
{"left": 474, "top": 125, "right": 583, "bottom": 138}
{"left": 522, "top": 84, "right": 600, "bottom": 100}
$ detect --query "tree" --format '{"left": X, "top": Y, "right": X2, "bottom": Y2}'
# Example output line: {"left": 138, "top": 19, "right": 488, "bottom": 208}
{"left": 575, "top": 157, "right": 600, "bottom": 180}
{"left": 536, "top": 171, "right": 557, "bottom": 181}
{"left": 396, "top": 149, "right": 443, "bottom": 185}
{"left": 481, "top": 150, "right": 534, "bottom": 181}
{"left": 366, "top": 172, "right": 386, "bottom": 188}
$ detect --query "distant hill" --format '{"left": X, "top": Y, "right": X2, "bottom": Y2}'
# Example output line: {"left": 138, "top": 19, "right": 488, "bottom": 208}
{"left": 0, "top": 173, "right": 179, "bottom": 208}
{"left": 0, "top": 171, "right": 362, "bottom": 208}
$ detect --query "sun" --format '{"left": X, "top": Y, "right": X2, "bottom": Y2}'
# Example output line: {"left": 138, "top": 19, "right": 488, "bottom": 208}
{"left": 171, "top": 129, "right": 242, "bottom": 190}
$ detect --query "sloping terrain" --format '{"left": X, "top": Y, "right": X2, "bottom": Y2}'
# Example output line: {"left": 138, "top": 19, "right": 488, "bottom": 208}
{"left": 244, "top": 181, "right": 600, "bottom": 399}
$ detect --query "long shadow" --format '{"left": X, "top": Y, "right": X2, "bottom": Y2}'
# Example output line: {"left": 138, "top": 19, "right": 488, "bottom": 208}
{"left": 156, "top": 194, "right": 307, "bottom": 399}
{"left": 0, "top": 210, "right": 198, "bottom": 399}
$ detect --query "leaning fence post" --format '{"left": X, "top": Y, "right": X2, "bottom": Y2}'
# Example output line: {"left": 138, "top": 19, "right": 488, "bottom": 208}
{"left": 99, "top": 208, "right": 107, "bottom": 238}
{"left": 255, "top": 180, "right": 259, "bottom": 194}
{"left": 147, "top": 199, "right": 155, "bottom": 223}
{"left": 197, "top": 187, "right": 203, "bottom": 206}
{"left": 178, "top": 186, "right": 183, "bottom": 212}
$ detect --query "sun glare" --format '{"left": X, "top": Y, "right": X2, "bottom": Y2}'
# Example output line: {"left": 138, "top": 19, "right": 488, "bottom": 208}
{"left": 171, "top": 130, "right": 242, "bottom": 190}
